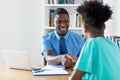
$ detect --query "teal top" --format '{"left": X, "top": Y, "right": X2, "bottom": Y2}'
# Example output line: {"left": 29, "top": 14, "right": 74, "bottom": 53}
{"left": 74, "top": 37, "right": 120, "bottom": 80}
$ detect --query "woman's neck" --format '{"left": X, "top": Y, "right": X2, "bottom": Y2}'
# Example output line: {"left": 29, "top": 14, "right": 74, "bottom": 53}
{"left": 87, "top": 28, "right": 104, "bottom": 38}
{"left": 88, "top": 33, "right": 104, "bottom": 38}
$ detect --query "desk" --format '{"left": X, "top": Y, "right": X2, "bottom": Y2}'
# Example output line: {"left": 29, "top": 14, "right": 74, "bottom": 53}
{"left": 0, "top": 66, "right": 72, "bottom": 80}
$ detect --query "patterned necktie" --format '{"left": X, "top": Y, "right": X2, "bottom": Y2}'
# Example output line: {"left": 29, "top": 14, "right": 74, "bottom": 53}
{"left": 60, "top": 37, "right": 67, "bottom": 54}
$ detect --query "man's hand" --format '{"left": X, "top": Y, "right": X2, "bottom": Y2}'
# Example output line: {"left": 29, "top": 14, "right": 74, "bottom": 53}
{"left": 65, "top": 54, "right": 78, "bottom": 63}
{"left": 60, "top": 54, "right": 78, "bottom": 68}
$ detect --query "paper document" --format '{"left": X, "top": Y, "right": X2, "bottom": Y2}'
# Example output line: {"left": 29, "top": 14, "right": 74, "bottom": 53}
{"left": 32, "top": 64, "right": 69, "bottom": 76}
{"left": 42, "top": 64, "right": 65, "bottom": 70}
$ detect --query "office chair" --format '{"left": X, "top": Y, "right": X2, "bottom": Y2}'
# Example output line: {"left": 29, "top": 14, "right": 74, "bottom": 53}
{"left": 41, "top": 51, "right": 47, "bottom": 65}
{"left": 43, "top": 57, "right": 47, "bottom": 65}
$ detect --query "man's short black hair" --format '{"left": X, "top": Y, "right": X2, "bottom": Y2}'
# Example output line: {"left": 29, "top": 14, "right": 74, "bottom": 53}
{"left": 76, "top": 1, "right": 112, "bottom": 29}
{"left": 54, "top": 8, "right": 69, "bottom": 18}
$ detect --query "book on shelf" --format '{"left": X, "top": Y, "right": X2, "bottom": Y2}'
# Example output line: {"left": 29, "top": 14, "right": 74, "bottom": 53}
{"left": 69, "top": 13, "right": 76, "bottom": 28}
{"left": 48, "top": 0, "right": 74, "bottom": 4}
{"left": 69, "top": 13, "right": 82, "bottom": 28}
{"left": 116, "top": 39, "right": 120, "bottom": 48}
{"left": 61, "top": 0, "right": 67, "bottom": 4}
{"left": 109, "top": 36, "right": 120, "bottom": 43}
{"left": 107, "top": 36, "right": 120, "bottom": 48}
{"left": 86, "top": 0, "right": 103, "bottom": 3}
{"left": 66, "top": 0, "right": 74, "bottom": 4}
{"left": 49, "top": 9, "right": 55, "bottom": 27}
{"left": 48, "top": 0, "right": 54, "bottom": 4}
{"left": 48, "top": 0, "right": 103, "bottom": 4}
{"left": 76, "top": 14, "right": 82, "bottom": 28}
{"left": 98, "top": 0, "right": 103, "bottom": 3}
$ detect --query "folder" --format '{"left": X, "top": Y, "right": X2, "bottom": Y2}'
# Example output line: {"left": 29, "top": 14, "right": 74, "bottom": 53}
{"left": 32, "top": 64, "right": 69, "bottom": 76}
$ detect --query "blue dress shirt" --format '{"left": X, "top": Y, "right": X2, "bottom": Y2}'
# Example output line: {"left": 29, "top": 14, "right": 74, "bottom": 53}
{"left": 42, "top": 30, "right": 85, "bottom": 57}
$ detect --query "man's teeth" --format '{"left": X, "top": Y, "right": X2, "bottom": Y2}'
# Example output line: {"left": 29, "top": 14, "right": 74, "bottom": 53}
{"left": 61, "top": 28, "right": 66, "bottom": 30}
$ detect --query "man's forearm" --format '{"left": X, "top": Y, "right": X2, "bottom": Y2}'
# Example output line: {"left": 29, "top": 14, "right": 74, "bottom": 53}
{"left": 45, "top": 55, "right": 62, "bottom": 65}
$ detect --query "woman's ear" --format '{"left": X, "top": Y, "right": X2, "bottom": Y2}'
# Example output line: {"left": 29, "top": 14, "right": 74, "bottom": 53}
{"left": 84, "top": 24, "right": 88, "bottom": 33}
{"left": 83, "top": 24, "right": 89, "bottom": 40}
{"left": 102, "top": 24, "right": 106, "bottom": 30}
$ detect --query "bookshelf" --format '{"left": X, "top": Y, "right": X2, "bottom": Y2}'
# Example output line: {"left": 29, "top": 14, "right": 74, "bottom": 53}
{"left": 107, "top": 36, "right": 120, "bottom": 48}
{"left": 43, "top": 0, "right": 105, "bottom": 35}
{"left": 43, "top": 0, "right": 84, "bottom": 35}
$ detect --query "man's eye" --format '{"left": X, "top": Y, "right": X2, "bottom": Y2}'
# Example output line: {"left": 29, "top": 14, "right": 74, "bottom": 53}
{"left": 56, "top": 21, "right": 61, "bottom": 24}
{"left": 65, "top": 20, "right": 69, "bottom": 23}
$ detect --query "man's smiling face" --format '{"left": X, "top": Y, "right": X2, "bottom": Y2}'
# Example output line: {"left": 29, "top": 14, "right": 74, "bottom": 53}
{"left": 54, "top": 14, "right": 70, "bottom": 36}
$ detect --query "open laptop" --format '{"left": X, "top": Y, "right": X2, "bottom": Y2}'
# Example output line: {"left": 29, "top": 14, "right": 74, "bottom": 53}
{"left": 3, "top": 50, "right": 32, "bottom": 70}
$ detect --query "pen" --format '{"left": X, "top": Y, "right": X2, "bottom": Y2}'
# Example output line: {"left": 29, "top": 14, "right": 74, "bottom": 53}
{"left": 34, "top": 69, "right": 44, "bottom": 73}
{"left": 32, "top": 67, "right": 42, "bottom": 71}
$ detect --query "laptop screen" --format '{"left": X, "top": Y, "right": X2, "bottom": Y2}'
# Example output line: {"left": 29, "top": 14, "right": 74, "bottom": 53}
{"left": 3, "top": 50, "right": 31, "bottom": 70}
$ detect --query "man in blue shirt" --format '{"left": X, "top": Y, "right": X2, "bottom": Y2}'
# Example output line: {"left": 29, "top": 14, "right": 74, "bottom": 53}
{"left": 42, "top": 8, "right": 85, "bottom": 68}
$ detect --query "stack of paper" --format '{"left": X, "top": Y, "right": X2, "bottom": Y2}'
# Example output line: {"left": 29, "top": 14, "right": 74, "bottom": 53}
{"left": 32, "top": 64, "right": 69, "bottom": 76}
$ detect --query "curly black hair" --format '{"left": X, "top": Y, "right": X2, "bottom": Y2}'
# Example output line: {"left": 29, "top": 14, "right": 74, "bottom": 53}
{"left": 76, "top": 1, "right": 112, "bottom": 29}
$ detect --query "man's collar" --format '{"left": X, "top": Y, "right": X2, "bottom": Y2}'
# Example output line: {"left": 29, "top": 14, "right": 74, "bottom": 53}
{"left": 54, "top": 30, "right": 70, "bottom": 40}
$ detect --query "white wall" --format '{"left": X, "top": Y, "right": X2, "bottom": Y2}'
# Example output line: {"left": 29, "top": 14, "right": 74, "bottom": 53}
{"left": 0, "top": 0, "right": 21, "bottom": 64}
{"left": 0, "top": 0, "right": 120, "bottom": 66}
{"left": 103, "top": 0, "right": 114, "bottom": 36}
{"left": 104, "top": 0, "right": 120, "bottom": 36}
{"left": 112, "top": 0, "right": 120, "bottom": 36}
{"left": 19, "top": 0, "right": 44, "bottom": 66}
{"left": 0, "top": 0, "right": 44, "bottom": 66}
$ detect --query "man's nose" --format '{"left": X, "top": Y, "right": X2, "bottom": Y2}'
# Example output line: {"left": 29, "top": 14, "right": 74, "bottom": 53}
{"left": 61, "top": 22, "right": 66, "bottom": 27}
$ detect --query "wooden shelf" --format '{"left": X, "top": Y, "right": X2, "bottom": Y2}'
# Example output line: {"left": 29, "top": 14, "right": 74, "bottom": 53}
{"left": 44, "top": 27, "right": 82, "bottom": 30}
{"left": 44, "top": 4, "right": 81, "bottom": 7}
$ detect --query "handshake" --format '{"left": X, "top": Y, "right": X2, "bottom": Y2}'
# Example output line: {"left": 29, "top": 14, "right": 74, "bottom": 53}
{"left": 60, "top": 54, "right": 78, "bottom": 68}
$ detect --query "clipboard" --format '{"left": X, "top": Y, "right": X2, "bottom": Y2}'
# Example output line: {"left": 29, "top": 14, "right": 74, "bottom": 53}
{"left": 32, "top": 64, "right": 69, "bottom": 76}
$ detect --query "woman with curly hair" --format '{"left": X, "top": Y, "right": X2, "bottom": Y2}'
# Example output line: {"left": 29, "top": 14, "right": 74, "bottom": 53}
{"left": 69, "top": 1, "right": 120, "bottom": 80}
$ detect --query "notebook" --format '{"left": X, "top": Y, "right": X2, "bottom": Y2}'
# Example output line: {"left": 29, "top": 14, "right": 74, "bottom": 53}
{"left": 3, "top": 50, "right": 32, "bottom": 70}
{"left": 32, "top": 64, "right": 69, "bottom": 76}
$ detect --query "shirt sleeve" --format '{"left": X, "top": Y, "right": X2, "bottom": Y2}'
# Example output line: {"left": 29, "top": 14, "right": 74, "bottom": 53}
{"left": 42, "top": 36, "right": 53, "bottom": 51}
{"left": 74, "top": 39, "right": 97, "bottom": 73}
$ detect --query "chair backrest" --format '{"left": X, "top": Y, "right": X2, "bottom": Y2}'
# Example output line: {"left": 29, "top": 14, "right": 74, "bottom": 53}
{"left": 41, "top": 51, "right": 47, "bottom": 65}
{"left": 44, "top": 57, "right": 47, "bottom": 65}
